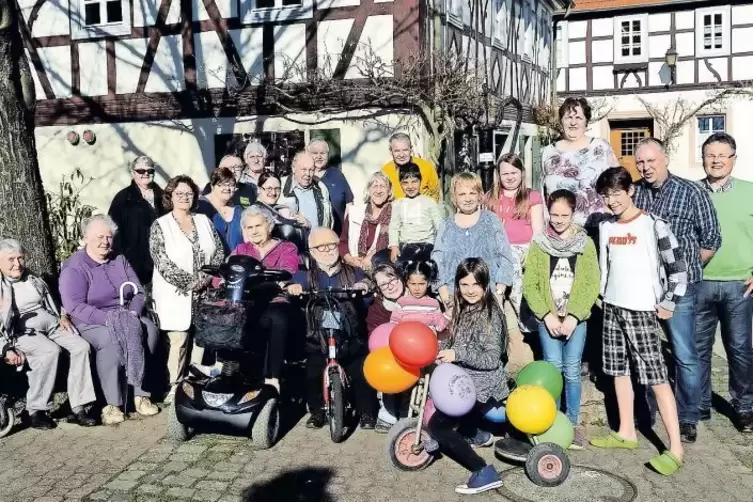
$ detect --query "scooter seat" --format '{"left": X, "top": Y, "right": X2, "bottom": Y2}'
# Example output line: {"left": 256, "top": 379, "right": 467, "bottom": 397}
{"left": 495, "top": 436, "right": 532, "bottom": 463}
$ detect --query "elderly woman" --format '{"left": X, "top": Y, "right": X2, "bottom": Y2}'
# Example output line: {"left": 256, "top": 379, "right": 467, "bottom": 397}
{"left": 432, "top": 172, "right": 515, "bottom": 309}
{"left": 197, "top": 167, "right": 244, "bottom": 254}
{"left": 60, "top": 215, "right": 160, "bottom": 425}
{"left": 542, "top": 96, "right": 620, "bottom": 227}
{"left": 339, "top": 171, "right": 393, "bottom": 274}
{"left": 150, "top": 175, "right": 225, "bottom": 401}
{"left": 0, "top": 239, "right": 97, "bottom": 429}
{"left": 242, "top": 142, "right": 268, "bottom": 186}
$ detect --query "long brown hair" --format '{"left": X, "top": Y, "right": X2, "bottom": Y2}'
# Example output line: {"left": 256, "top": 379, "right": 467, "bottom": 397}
{"left": 485, "top": 153, "right": 532, "bottom": 220}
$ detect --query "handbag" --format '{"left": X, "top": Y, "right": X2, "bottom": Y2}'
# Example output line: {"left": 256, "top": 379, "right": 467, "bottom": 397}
{"left": 194, "top": 300, "right": 248, "bottom": 351}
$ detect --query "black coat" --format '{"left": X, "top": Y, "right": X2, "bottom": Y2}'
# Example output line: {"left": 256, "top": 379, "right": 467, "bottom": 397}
{"left": 108, "top": 181, "right": 166, "bottom": 285}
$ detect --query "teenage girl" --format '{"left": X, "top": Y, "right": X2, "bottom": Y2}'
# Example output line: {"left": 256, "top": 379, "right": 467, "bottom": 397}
{"left": 429, "top": 257, "right": 509, "bottom": 495}
{"left": 390, "top": 259, "right": 448, "bottom": 332}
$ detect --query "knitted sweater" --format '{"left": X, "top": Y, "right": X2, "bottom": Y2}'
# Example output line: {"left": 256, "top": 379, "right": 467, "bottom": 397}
{"left": 703, "top": 179, "right": 753, "bottom": 281}
{"left": 389, "top": 295, "right": 449, "bottom": 332}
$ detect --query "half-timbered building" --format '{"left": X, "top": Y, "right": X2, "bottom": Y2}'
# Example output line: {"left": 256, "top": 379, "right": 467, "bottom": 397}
{"left": 22, "top": 0, "right": 565, "bottom": 210}
{"left": 555, "top": 0, "right": 753, "bottom": 180}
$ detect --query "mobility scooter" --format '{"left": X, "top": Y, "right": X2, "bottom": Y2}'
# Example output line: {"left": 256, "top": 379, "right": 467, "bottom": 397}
{"left": 166, "top": 255, "right": 291, "bottom": 450}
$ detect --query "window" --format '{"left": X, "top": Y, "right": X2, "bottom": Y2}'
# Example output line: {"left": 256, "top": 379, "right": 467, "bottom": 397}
{"left": 696, "top": 115, "right": 726, "bottom": 161}
{"left": 71, "top": 0, "right": 131, "bottom": 39}
{"left": 620, "top": 130, "right": 647, "bottom": 157}
{"left": 696, "top": 8, "right": 729, "bottom": 56}
{"left": 613, "top": 15, "right": 648, "bottom": 63}
{"left": 703, "top": 13, "right": 723, "bottom": 50}
{"left": 555, "top": 22, "right": 568, "bottom": 68}
{"left": 240, "top": 0, "right": 313, "bottom": 23}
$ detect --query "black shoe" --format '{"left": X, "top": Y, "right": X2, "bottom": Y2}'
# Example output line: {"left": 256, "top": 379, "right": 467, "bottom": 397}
{"left": 68, "top": 409, "right": 97, "bottom": 427}
{"left": 29, "top": 411, "right": 56, "bottom": 430}
{"left": 738, "top": 411, "right": 753, "bottom": 433}
{"left": 360, "top": 413, "right": 376, "bottom": 430}
{"left": 699, "top": 408, "right": 712, "bottom": 421}
{"left": 306, "top": 410, "right": 326, "bottom": 429}
{"left": 680, "top": 423, "right": 697, "bottom": 443}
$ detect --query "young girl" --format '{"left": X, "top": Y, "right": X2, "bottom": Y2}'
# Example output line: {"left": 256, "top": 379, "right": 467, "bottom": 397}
{"left": 430, "top": 258, "right": 509, "bottom": 495}
{"left": 390, "top": 259, "right": 448, "bottom": 333}
{"left": 522, "top": 189, "right": 600, "bottom": 449}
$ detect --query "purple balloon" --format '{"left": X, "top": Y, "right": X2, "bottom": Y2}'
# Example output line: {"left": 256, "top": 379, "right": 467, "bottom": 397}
{"left": 429, "top": 363, "right": 477, "bottom": 417}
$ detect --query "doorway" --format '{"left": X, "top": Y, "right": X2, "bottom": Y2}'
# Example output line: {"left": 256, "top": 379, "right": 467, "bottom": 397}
{"left": 608, "top": 119, "right": 653, "bottom": 180}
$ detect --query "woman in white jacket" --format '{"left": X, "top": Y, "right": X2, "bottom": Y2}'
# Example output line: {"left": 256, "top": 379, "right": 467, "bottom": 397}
{"left": 149, "top": 175, "right": 225, "bottom": 402}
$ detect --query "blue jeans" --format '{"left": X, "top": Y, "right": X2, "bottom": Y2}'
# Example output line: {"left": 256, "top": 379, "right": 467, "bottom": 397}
{"left": 696, "top": 280, "right": 753, "bottom": 413}
{"left": 537, "top": 321, "right": 587, "bottom": 424}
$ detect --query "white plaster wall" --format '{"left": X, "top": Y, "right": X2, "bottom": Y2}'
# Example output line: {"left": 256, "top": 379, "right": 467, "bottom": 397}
{"left": 675, "top": 10, "right": 695, "bottom": 30}
{"left": 275, "top": 24, "right": 307, "bottom": 82}
{"left": 192, "top": 0, "right": 237, "bottom": 21}
{"left": 732, "top": 27, "right": 753, "bottom": 54}
{"left": 732, "top": 4, "right": 753, "bottom": 25}
{"left": 78, "top": 40, "right": 109, "bottom": 96}
{"left": 133, "top": 0, "right": 181, "bottom": 27}
{"left": 592, "top": 66, "right": 613, "bottom": 90}
{"left": 20, "top": 0, "right": 71, "bottom": 37}
{"left": 317, "top": 19, "right": 353, "bottom": 76}
{"left": 568, "top": 20, "right": 587, "bottom": 39}
{"left": 115, "top": 35, "right": 184, "bottom": 94}
{"left": 194, "top": 31, "right": 231, "bottom": 89}
{"left": 569, "top": 67, "right": 587, "bottom": 91}
{"left": 733, "top": 55, "right": 753, "bottom": 80}
{"left": 591, "top": 39, "right": 612, "bottom": 63}
{"left": 345, "top": 15, "right": 394, "bottom": 79}
{"left": 35, "top": 46, "right": 73, "bottom": 99}
{"left": 591, "top": 18, "right": 612, "bottom": 37}
{"left": 648, "top": 13, "right": 671, "bottom": 32}
{"left": 676, "top": 31, "right": 695, "bottom": 57}
{"left": 230, "top": 27, "right": 265, "bottom": 83}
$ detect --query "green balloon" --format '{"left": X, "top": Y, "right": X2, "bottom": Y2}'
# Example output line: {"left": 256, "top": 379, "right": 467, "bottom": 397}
{"left": 516, "top": 361, "right": 563, "bottom": 401}
{"left": 531, "top": 411, "right": 574, "bottom": 449}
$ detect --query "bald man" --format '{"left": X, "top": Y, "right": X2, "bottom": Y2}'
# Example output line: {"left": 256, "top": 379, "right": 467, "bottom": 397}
{"left": 286, "top": 227, "right": 377, "bottom": 430}
{"left": 280, "top": 153, "right": 334, "bottom": 229}
{"left": 202, "top": 155, "right": 258, "bottom": 207}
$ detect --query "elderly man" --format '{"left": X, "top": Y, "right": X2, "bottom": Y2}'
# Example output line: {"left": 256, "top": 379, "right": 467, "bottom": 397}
{"left": 108, "top": 156, "right": 167, "bottom": 285}
{"left": 242, "top": 142, "right": 268, "bottom": 186}
{"left": 286, "top": 227, "right": 377, "bottom": 430}
{"left": 0, "top": 239, "right": 97, "bottom": 429}
{"left": 280, "top": 152, "right": 334, "bottom": 229}
{"left": 202, "top": 154, "right": 258, "bottom": 207}
{"left": 381, "top": 132, "right": 441, "bottom": 201}
{"left": 308, "top": 139, "right": 354, "bottom": 235}
{"left": 632, "top": 137, "right": 722, "bottom": 443}
{"left": 695, "top": 132, "right": 753, "bottom": 432}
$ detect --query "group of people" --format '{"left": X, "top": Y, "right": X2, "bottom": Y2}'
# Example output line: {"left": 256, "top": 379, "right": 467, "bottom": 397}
{"left": 1, "top": 95, "right": 752, "bottom": 495}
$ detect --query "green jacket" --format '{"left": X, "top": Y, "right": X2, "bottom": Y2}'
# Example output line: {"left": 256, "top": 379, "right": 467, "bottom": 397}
{"left": 523, "top": 239, "right": 600, "bottom": 322}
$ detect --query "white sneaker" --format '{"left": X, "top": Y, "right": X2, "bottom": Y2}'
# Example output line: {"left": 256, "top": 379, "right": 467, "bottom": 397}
{"left": 134, "top": 396, "right": 159, "bottom": 417}
{"left": 101, "top": 405, "right": 125, "bottom": 425}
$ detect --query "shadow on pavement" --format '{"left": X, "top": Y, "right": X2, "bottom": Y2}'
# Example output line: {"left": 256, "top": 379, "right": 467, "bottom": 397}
{"left": 242, "top": 467, "right": 335, "bottom": 502}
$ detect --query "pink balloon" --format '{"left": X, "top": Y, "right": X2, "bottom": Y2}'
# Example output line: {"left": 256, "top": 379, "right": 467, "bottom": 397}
{"left": 368, "top": 323, "right": 395, "bottom": 352}
{"left": 423, "top": 398, "right": 436, "bottom": 426}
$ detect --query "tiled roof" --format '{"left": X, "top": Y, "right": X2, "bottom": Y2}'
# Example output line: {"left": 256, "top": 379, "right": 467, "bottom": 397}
{"left": 571, "top": 0, "right": 692, "bottom": 12}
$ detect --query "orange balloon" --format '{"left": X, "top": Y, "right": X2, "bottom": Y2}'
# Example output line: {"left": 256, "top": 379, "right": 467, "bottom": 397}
{"left": 390, "top": 321, "right": 439, "bottom": 368}
{"left": 364, "top": 347, "right": 420, "bottom": 394}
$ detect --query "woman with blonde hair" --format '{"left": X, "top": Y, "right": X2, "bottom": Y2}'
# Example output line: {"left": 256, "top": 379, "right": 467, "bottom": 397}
{"left": 432, "top": 172, "right": 515, "bottom": 310}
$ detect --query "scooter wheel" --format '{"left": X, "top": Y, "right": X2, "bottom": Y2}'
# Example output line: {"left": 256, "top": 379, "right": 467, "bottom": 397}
{"left": 0, "top": 401, "right": 15, "bottom": 439}
{"left": 386, "top": 417, "right": 435, "bottom": 472}
{"left": 166, "top": 401, "right": 190, "bottom": 442}
{"left": 328, "top": 373, "right": 346, "bottom": 444}
{"left": 250, "top": 398, "right": 279, "bottom": 450}
{"left": 525, "top": 442, "right": 570, "bottom": 487}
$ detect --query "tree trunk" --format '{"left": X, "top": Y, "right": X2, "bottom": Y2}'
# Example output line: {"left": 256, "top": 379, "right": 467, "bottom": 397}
{"left": 0, "top": 0, "right": 57, "bottom": 278}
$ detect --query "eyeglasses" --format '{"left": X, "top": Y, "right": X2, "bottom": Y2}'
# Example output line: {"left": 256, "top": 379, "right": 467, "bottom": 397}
{"left": 247, "top": 154, "right": 265, "bottom": 160}
{"left": 173, "top": 191, "right": 194, "bottom": 199}
{"left": 217, "top": 182, "right": 237, "bottom": 189}
{"left": 261, "top": 186, "right": 281, "bottom": 193}
{"left": 377, "top": 277, "right": 399, "bottom": 290}
{"left": 703, "top": 154, "right": 736, "bottom": 161}
{"left": 311, "top": 242, "right": 338, "bottom": 252}
{"left": 133, "top": 169, "right": 155, "bottom": 175}
{"left": 226, "top": 164, "right": 244, "bottom": 171}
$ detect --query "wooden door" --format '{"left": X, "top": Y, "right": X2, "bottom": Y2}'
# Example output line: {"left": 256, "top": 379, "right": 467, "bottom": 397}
{"left": 609, "top": 126, "right": 651, "bottom": 181}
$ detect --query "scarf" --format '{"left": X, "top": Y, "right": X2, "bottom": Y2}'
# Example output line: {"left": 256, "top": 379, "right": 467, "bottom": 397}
{"left": 358, "top": 202, "right": 392, "bottom": 257}
{"left": 533, "top": 224, "right": 588, "bottom": 258}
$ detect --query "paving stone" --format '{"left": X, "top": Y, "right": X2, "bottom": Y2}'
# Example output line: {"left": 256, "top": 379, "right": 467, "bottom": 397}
{"left": 126, "top": 462, "right": 161, "bottom": 472}
{"left": 194, "top": 480, "right": 229, "bottom": 491}
{"left": 86, "top": 491, "right": 109, "bottom": 501}
{"left": 181, "top": 468, "right": 209, "bottom": 478}
{"left": 206, "top": 470, "right": 238, "bottom": 481}
{"left": 161, "top": 460, "right": 190, "bottom": 473}
{"left": 136, "top": 484, "right": 163, "bottom": 494}
{"left": 177, "top": 444, "right": 209, "bottom": 454}
{"left": 114, "top": 470, "right": 146, "bottom": 482}
{"left": 191, "top": 490, "right": 222, "bottom": 502}
{"left": 210, "top": 461, "right": 243, "bottom": 472}
{"left": 32, "top": 496, "right": 63, "bottom": 502}
{"left": 104, "top": 479, "right": 138, "bottom": 492}
{"left": 161, "top": 474, "right": 196, "bottom": 487}
{"left": 59, "top": 474, "right": 92, "bottom": 489}
{"left": 106, "top": 494, "right": 128, "bottom": 502}
{"left": 166, "top": 487, "right": 196, "bottom": 499}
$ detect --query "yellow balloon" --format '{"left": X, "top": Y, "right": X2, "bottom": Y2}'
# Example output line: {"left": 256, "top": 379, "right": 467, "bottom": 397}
{"left": 364, "top": 347, "right": 420, "bottom": 394}
{"left": 506, "top": 385, "right": 557, "bottom": 435}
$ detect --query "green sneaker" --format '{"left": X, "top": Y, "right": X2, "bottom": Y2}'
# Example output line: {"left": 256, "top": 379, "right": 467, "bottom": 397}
{"left": 589, "top": 431, "right": 639, "bottom": 449}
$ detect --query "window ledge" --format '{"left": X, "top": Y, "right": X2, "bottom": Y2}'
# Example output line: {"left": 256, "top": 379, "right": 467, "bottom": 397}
{"left": 241, "top": 2, "right": 313, "bottom": 23}
{"left": 71, "top": 22, "right": 132, "bottom": 41}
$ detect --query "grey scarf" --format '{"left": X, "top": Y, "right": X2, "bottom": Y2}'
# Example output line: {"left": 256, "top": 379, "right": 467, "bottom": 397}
{"left": 533, "top": 224, "right": 588, "bottom": 258}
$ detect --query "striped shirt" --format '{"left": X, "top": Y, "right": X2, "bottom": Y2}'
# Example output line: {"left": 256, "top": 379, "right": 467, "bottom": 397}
{"left": 633, "top": 174, "right": 721, "bottom": 284}
{"left": 389, "top": 295, "right": 449, "bottom": 332}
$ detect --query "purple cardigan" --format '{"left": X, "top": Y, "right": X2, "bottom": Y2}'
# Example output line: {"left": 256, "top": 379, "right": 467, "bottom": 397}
{"left": 59, "top": 250, "right": 146, "bottom": 328}
{"left": 232, "top": 240, "right": 299, "bottom": 275}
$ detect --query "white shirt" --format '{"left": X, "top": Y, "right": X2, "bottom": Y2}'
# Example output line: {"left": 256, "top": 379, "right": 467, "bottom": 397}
{"left": 550, "top": 257, "right": 574, "bottom": 317}
{"left": 603, "top": 212, "right": 658, "bottom": 311}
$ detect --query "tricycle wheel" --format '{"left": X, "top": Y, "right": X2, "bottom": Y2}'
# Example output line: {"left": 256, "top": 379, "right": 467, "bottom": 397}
{"left": 386, "top": 418, "right": 435, "bottom": 471}
{"left": 525, "top": 442, "right": 570, "bottom": 487}
{"left": 250, "top": 398, "right": 280, "bottom": 450}
{"left": 328, "top": 372, "right": 346, "bottom": 443}
{"left": 0, "top": 400, "right": 15, "bottom": 438}
{"left": 166, "top": 401, "right": 190, "bottom": 442}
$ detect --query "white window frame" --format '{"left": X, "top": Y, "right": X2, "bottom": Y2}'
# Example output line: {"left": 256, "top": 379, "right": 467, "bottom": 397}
{"left": 240, "top": 0, "right": 313, "bottom": 23}
{"left": 555, "top": 21, "right": 568, "bottom": 68}
{"left": 613, "top": 14, "right": 649, "bottom": 63}
{"left": 492, "top": 0, "right": 511, "bottom": 48}
{"left": 696, "top": 115, "right": 726, "bottom": 162}
{"left": 695, "top": 6, "right": 730, "bottom": 57}
{"left": 71, "top": 0, "right": 131, "bottom": 40}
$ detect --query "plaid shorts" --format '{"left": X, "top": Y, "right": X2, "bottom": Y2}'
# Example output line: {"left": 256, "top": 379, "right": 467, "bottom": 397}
{"left": 602, "top": 303, "right": 668, "bottom": 386}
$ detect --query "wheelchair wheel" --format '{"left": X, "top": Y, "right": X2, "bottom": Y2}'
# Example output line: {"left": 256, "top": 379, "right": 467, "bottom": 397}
{"left": 250, "top": 398, "right": 280, "bottom": 450}
{"left": 525, "top": 442, "right": 570, "bottom": 487}
{"left": 166, "top": 401, "right": 190, "bottom": 442}
{"left": 387, "top": 418, "right": 435, "bottom": 471}
{"left": 0, "top": 400, "right": 15, "bottom": 439}
{"left": 328, "top": 372, "right": 346, "bottom": 444}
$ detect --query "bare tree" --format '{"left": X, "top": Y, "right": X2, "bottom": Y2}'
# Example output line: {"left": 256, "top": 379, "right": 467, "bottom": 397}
{"left": 0, "top": 0, "right": 56, "bottom": 277}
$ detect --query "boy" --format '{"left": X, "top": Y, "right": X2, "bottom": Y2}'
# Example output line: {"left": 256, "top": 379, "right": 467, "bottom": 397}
{"left": 388, "top": 162, "right": 444, "bottom": 268}
{"left": 591, "top": 166, "right": 686, "bottom": 476}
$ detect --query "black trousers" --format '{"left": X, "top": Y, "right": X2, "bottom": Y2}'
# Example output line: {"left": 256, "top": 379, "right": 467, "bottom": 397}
{"left": 305, "top": 349, "right": 377, "bottom": 415}
{"left": 249, "top": 302, "right": 290, "bottom": 380}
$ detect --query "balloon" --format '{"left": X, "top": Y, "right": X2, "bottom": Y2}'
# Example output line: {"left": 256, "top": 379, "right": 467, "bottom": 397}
{"left": 506, "top": 385, "right": 557, "bottom": 435}
{"left": 422, "top": 398, "right": 436, "bottom": 426}
{"left": 369, "top": 323, "right": 395, "bottom": 352}
{"left": 390, "top": 322, "right": 439, "bottom": 368}
{"left": 531, "top": 411, "right": 574, "bottom": 450}
{"left": 484, "top": 405, "right": 507, "bottom": 424}
{"left": 364, "top": 347, "right": 420, "bottom": 394}
{"left": 429, "top": 363, "right": 477, "bottom": 417}
{"left": 516, "top": 361, "right": 564, "bottom": 401}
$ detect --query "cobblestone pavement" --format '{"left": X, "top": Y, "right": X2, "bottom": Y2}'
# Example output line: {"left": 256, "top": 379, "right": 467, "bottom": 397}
{"left": 2, "top": 353, "right": 753, "bottom": 502}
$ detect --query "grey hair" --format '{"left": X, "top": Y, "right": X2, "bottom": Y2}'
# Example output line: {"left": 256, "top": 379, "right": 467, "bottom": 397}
{"left": 241, "top": 205, "right": 276, "bottom": 229}
{"left": 307, "top": 138, "right": 330, "bottom": 154}
{"left": 389, "top": 132, "right": 412, "bottom": 147}
{"left": 243, "top": 142, "right": 267, "bottom": 159}
{"left": 81, "top": 214, "right": 119, "bottom": 237}
{"left": 635, "top": 137, "right": 669, "bottom": 158}
{"left": 130, "top": 155, "right": 155, "bottom": 170}
{"left": 0, "top": 238, "right": 26, "bottom": 256}
{"left": 363, "top": 171, "right": 394, "bottom": 204}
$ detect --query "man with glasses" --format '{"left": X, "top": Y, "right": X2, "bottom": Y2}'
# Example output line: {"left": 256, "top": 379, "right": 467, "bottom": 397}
{"left": 695, "top": 132, "right": 753, "bottom": 433}
{"left": 632, "top": 137, "right": 722, "bottom": 443}
{"left": 280, "top": 152, "right": 334, "bottom": 229}
{"left": 108, "top": 156, "right": 166, "bottom": 285}
{"left": 202, "top": 155, "right": 257, "bottom": 207}
{"left": 286, "top": 227, "right": 378, "bottom": 430}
